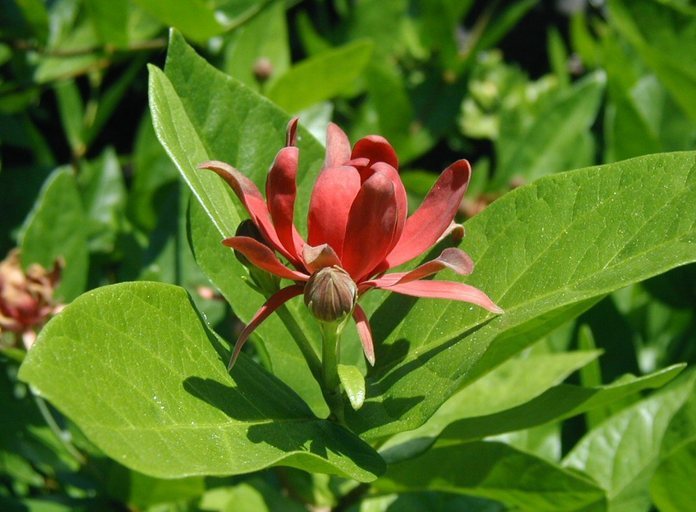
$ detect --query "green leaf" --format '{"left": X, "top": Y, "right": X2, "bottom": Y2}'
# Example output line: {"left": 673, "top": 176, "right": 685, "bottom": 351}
{"left": 53, "top": 80, "right": 86, "bottom": 158}
{"left": 77, "top": 147, "right": 127, "bottom": 253}
{"left": 128, "top": 111, "right": 179, "bottom": 233}
{"left": 131, "top": 0, "right": 224, "bottom": 43}
{"left": 197, "top": 478, "right": 306, "bottom": 512}
{"left": 221, "top": 1, "right": 290, "bottom": 90}
{"left": 563, "top": 371, "right": 696, "bottom": 512}
{"left": 650, "top": 440, "right": 696, "bottom": 512}
{"left": 18, "top": 282, "right": 385, "bottom": 481}
{"left": 338, "top": 364, "right": 366, "bottom": 411}
{"left": 377, "top": 441, "right": 606, "bottom": 511}
{"left": 266, "top": 40, "right": 374, "bottom": 113}
{"left": 347, "top": 151, "right": 696, "bottom": 439}
{"left": 380, "top": 350, "right": 601, "bottom": 461}
{"left": 20, "top": 168, "right": 88, "bottom": 301}
{"left": 438, "top": 365, "right": 684, "bottom": 444}
{"left": 609, "top": 0, "right": 696, "bottom": 121}
{"left": 84, "top": 0, "right": 129, "bottom": 48}
{"left": 104, "top": 465, "right": 206, "bottom": 509}
{"left": 493, "top": 71, "right": 605, "bottom": 187}
{"left": 150, "top": 31, "right": 327, "bottom": 411}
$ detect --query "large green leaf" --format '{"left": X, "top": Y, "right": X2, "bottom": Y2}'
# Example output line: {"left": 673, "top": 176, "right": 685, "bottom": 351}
{"left": 377, "top": 441, "right": 606, "bottom": 511}
{"left": 563, "top": 371, "right": 696, "bottom": 512}
{"left": 347, "top": 151, "right": 696, "bottom": 439}
{"left": 18, "top": 282, "right": 384, "bottom": 481}
{"left": 20, "top": 168, "right": 88, "bottom": 302}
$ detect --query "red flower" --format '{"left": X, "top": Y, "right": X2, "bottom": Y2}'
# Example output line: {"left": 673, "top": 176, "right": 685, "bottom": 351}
{"left": 199, "top": 119, "right": 502, "bottom": 368}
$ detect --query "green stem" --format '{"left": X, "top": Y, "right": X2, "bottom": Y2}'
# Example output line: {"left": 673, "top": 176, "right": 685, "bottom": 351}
{"left": 32, "top": 391, "right": 86, "bottom": 465}
{"left": 320, "top": 321, "right": 344, "bottom": 422}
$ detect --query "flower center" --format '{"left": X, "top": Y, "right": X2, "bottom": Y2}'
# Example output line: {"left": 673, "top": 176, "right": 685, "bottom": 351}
{"left": 303, "top": 266, "right": 358, "bottom": 323}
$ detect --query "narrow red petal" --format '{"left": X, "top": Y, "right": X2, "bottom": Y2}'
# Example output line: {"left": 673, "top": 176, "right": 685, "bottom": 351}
{"left": 325, "top": 123, "right": 352, "bottom": 168}
{"left": 286, "top": 117, "right": 299, "bottom": 146}
{"left": 385, "top": 159, "right": 472, "bottom": 268}
{"left": 302, "top": 244, "right": 342, "bottom": 273}
{"left": 265, "top": 146, "right": 304, "bottom": 261}
{"left": 378, "top": 279, "right": 503, "bottom": 314}
{"left": 198, "top": 161, "right": 287, "bottom": 258}
{"left": 229, "top": 285, "right": 305, "bottom": 369}
{"left": 223, "top": 236, "right": 309, "bottom": 281}
{"left": 307, "top": 165, "right": 361, "bottom": 256}
{"left": 351, "top": 135, "right": 398, "bottom": 169}
{"left": 342, "top": 172, "right": 398, "bottom": 281}
{"left": 368, "top": 248, "right": 474, "bottom": 287}
{"left": 352, "top": 305, "right": 375, "bottom": 366}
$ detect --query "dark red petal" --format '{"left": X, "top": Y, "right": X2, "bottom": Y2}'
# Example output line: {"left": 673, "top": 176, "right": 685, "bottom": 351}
{"left": 198, "top": 161, "right": 287, "bottom": 258}
{"left": 370, "top": 162, "right": 408, "bottom": 252}
{"left": 223, "top": 236, "right": 309, "bottom": 281}
{"left": 385, "top": 159, "right": 472, "bottom": 268}
{"left": 378, "top": 279, "right": 503, "bottom": 313}
{"left": 307, "top": 165, "right": 361, "bottom": 256}
{"left": 228, "top": 285, "right": 305, "bottom": 369}
{"left": 302, "top": 244, "right": 342, "bottom": 273}
{"left": 265, "top": 146, "right": 304, "bottom": 261}
{"left": 351, "top": 135, "right": 399, "bottom": 169}
{"left": 325, "top": 123, "right": 352, "bottom": 168}
{"left": 368, "top": 248, "right": 474, "bottom": 287}
{"left": 286, "top": 117, "right": 299, "bottom": 146}
{"left": 342, "top": 172, "right": 398, "bottom": 281}
{"left": 352, "top": 305, "right": 375, "bottom": 366}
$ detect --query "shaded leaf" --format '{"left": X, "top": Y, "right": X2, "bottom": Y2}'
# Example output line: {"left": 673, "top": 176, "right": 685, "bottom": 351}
{"left": 563, "top": 371, "right": 696, "bottom": 512}
{"left": 20, "top": 168, "right": 88, "bottom": 301}
{"left": 377, "top": 441, "right": 606, "bottom": 511}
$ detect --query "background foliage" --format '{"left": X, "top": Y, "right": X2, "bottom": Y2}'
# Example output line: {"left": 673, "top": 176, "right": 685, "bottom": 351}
{"left": 2, "top": 1, "right": 696, "bottom": 511}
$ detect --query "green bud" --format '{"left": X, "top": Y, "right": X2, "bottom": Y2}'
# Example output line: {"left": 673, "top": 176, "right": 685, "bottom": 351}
{"left": 303, "top": 266, "right": 357, "bottom": 323}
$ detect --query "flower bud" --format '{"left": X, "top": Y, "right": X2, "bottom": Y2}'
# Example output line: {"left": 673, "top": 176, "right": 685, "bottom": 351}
{"left": 252, "top": 57, "right": 274, "bottom": 82}
{"left": 303, "top": 266, "right": 358, "bottom": 323}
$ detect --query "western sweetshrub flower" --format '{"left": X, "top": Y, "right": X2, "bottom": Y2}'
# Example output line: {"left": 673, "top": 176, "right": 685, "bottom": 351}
{"left": 0, "top": 249, "right": 62, "bottom": 350}
{"left": 199, "top": 119, "right": 502, "bottom": 368}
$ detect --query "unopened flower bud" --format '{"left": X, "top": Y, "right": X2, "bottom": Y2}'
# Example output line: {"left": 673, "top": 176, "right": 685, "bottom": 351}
{"left": 252, "top": 57, "right": 274, "bottom": 83}
{"left": 304, "top": 266, "right": 358, "bottom": 323}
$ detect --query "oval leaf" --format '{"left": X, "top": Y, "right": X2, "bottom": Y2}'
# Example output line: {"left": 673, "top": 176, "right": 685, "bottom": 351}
{"left": 18, "top": 282, "right": 384, "bottom": 481}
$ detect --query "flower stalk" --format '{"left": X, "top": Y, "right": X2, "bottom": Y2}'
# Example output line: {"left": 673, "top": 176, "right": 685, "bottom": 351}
{"left": 319, "top": 319, "right": 346, "bottom": 421}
